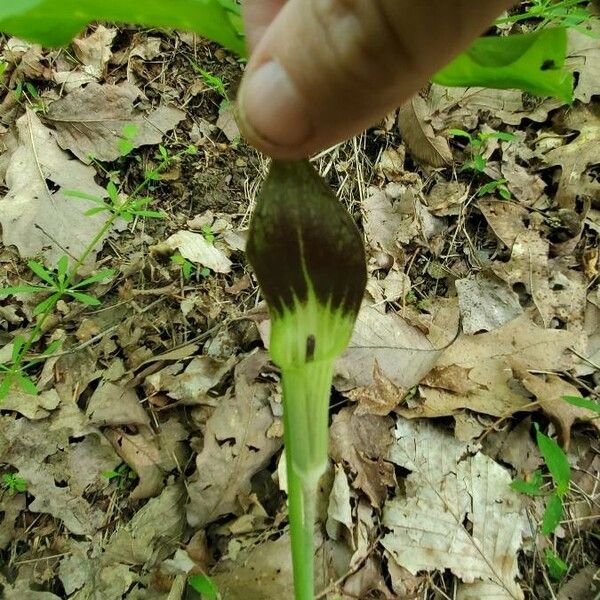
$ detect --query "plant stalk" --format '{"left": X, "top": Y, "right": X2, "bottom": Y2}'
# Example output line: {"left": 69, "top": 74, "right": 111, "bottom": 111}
{"left": 281, "top": 360, "right": 333, "bottom": 600}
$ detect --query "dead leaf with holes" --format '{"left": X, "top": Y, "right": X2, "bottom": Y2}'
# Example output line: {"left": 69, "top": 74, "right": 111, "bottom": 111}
{"left": 398, "top": 95, "right": 452, "bottom": 167}
{"left": 382, "top": 418, "right": 525, "bottom": 600}
{"left": 329, "top": 407, "right": 395, "bottom": 507}
{"left": 186, "top": 357, "right": 282, "bottom": 527}
{"left": 544, "top": 104, "right": 600, "bottom": 207}
{"left": 0, "top": 110, "right": 109, "bottom": 266}
{"left": 568, "top": 21, "right": 600, "bottom": 103}
{"left": 45, "top": 82, "right": 186, "bottom": 162}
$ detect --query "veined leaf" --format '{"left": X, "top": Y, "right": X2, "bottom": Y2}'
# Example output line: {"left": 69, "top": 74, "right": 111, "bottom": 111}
{"left": 434, "top": 28, "right": 573, "bottom": 102}
{"left": 27, "top": 260, "right": 56, "bottom": 286}
{"left": 541, "top": 492, "right": 564, "bottom": 535}
{"left": 535, "top": 425, "right": 571, "bottom": 496}
{"left": 0, "top": 0, "right": 245, "bottom": 56}
{"left": 188, "top": 574, "right": 219, "bottom": 600}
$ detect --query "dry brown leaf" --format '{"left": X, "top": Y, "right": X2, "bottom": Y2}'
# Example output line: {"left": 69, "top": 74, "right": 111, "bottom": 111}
{"left": 45, "top": 82, "right": 185, "bottom": 163}
{"left": 329, "top": 407, "right": 394, "bottom": 507}
{"left": 0, "top": 493, "right": 25, "bottom": 550}
{"left": 478, "top": 198, "right": 531, "bottom": 249}
{"left": 86, "top": 381, "right": 150, "bottom": 427}
{"left": 456, "top": 273, "right": 523, "bottom": 334}
{"left": 425, "top": 180, "right": 467, "bottom": 216}
{"left": 325, "top": 464, "right": 353, "bottom": 540}
{"left": 163, "top": 230, "right": 232, "bottom": 274}
{"left": 72, "top": 25, "right": 116, "bottom": 80}
{"left": 335, "top": 303, "right": 441, "bottom": 392}
{"left": 0, "top": 110, "right": 109, "bottom": 265}
{"left": 382, "top": 419, "right": 524, "bottom": 600}
{"left": 513, "top": 369, "right": 600, "bottom": 448}
{"left": 346, "top": 361, "right": 406, "bottom": 416}
{"left": 558, "top": 566, "right": 600, "bottom": 600}
{"left": 216, "top": 104, "right": 240, "bottom": 142}
{"left": 0, "top": 389, "right": 60, "bottom": 419}
{"left": 401, "top": 313, "right": 576, "bottom": 419}
{"left": 492, "top": 230, "right": 587, "bottom": 330}
{"left": 186, "top": 356, "right": 282, "bottom": 527}
{"left": 398, "top": 95, "right": 452, "bottom": 167}
{"left": 501, "top": 141, "right": 546, "bottom": 207}
{"left": 544, "top": 105, "right": 600, "bottom": 206}
{"left": 568, "top": 21, "right": 600, "bottom": 103}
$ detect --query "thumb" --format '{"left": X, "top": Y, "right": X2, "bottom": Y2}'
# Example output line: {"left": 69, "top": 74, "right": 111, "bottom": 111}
{"left": 238, "top": 0, "right": 515, "bottom": 159}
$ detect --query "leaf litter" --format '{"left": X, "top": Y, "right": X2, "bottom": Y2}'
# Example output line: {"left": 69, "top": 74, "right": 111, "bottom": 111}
{"left": 0, "top": 14, "right": 599, "bottom": 600}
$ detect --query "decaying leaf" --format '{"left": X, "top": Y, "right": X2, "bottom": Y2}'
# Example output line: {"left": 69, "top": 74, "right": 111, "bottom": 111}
{"left": 478, "top": 198, "right": 531, "bottom": 249}
{"left": 569, "top": 21, "right": 600, "bottom": 103}
{"left": 45, "top": 82, "right": 185, "bottom": 162}
{"left": 163, "top": 230, "right": 232, "bottom": 274}
{"left": 186, "top": 356, "right": 282, "bottom": 527}
{"left": 382, "top": 418, "right": 525, "bottom": 599}
{"left": 329, "top": 407, "right": 394, "bottom": 507}
{"left": 398, "top": 95, "right": 453, "bottom": 167}
{"left": 335, "top": 303, "right": 441, "bottom": 392}
{"left": 0, "top": 389, "right": 60, "bottom": 419}
{"left": 72, "top": 25, "right": 116, "bottom": 80}
{"left": 0, "top": 110, "right": 109, "bottom": 265}
{"left": 456, "top": 273, "right": 523, "bottom": 334}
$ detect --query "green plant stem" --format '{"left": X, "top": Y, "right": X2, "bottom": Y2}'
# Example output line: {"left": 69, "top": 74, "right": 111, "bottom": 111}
{"left": 281, "top": 361, "right": 333, "bottom": 600}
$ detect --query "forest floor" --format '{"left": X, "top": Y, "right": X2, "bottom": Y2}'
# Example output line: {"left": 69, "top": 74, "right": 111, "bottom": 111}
{"left": 0, "top": 11, "right": 599, "bottom": 600}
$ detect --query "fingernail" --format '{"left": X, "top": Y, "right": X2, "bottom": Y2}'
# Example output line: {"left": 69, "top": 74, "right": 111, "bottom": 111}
{"left": 239, "top": 60, "right": 313, "bottom": 148}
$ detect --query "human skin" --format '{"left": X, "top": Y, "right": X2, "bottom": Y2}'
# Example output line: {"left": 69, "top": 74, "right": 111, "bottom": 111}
{"left": 238, "top": 0, "right": 517, "bottom": 159}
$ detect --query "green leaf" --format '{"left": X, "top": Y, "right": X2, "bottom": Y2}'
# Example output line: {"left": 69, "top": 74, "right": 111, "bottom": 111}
{"left": 15, "top": 373, "right": 38, "bottom": 396}
{"left": 106, "top": 181, "right": 119, "bottom": 203}
{"left": 0, "top": 285, "right": 47, "bottom": 297}
{"left": 64, "top": 189, "right": 105, "bottom": 203}
{"left": 0, "top": 0, "right": 246, "bottom": 56}
{"left": 544, "top": 548, "right": 568, "bottom": 580}
{"left": 33, "top": 292, "right": 61, "bottom": 316}
{"left": 188, "top": 574, "right": 219, "bottom": 600}
{"left": 0, "top": 375, "right": 12, "bottom": 400}
{"left": 56, "top": 255, "right": 70, "bottom": 284}
{"left": 68, "top": 291, "right": 101, "bottom": 306}
{"left": 121, "top": 123, "right": 139, "bottom": 139}
{"left": 85, "top": 206, "right": 111, "bottom": 217}
{"left": 27, "top": 260, "right": 56, "bottom": 286}
{"left": 448, "top": 128, "right": 473, "bottom": 141}
{"left": 72, "top": 269, "right": 115, "bottom": 289}
{"left": 542, "top": 492, "right": 564, "bottom": 535}
{"left": 535, "top": 425, "right": 571, "bottom": 496}
{"left": 132, "top": 210, "right": 165, "bottom": 219}
{"left": 434, "top": 28, "right": 573, "bottom": 102}
{"left": 562, "top": 395, "right": 600, "bottom": 414}
{"left": 511, "top": 470, "right": 543, "bottom": 496}
{"left": 11, "top": 336, "right": 27, "bottom": 363}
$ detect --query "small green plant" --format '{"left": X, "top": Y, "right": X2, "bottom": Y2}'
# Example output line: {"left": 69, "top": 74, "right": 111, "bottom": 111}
{"left": 477, "top": 178, "right": 512, "bottom": 199}
{"left": 511, "top": 423, "right": 571, "bottom": 580}
{"left": 562, "top": 394, "right": 600, "bottom": 414}
{"left": 188, "top": 573, "right": 219, "bottom": 599}
{"left": 449, "top": 129, "right": 517, "bottom": 173}
{"left": 2, "top": 473, "right": 27, "bottom": 494}
{"left": 497, "top": 0, "right": 596, "bottom": 30}
{"left": 0, "top": 132, "right": 194, "bottom": 401}
{"left": 195, "top": 66, "right": 228, "bottom": 99}
{"left": 102, "top": 464, "right": 137, "bottom": 489}
{"left": 171, "top": 254, "right": 211, "bottom": 281}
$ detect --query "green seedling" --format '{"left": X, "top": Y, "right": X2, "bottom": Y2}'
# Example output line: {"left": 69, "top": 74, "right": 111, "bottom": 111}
{"left": 2, "top": 473, "right": 27, "bottom": 494}
{"left": 118, "top": 123, "right": 139, "bottom": 156}
{"left": 171, "top": 254, "right": 211, "bottom": 281}
{"left": 188, "top": 573, "right": 219, "bottom": 599}
{"left": 477, "top": 178, "right": 512, "bottom": 199}
{"left": 247, "top": 161, "right": 366, "bottom": 600}
{"left": 102, "top": 464, "right": 137, "bottom": 489}
{"left": 449, "top": 129, "right": 517, "bottom": 173}
{"left": 194, "top": 66, "right": 227, "bottom": 99}
{"left": 511, "top": 423, "right": 571, "bottom": 580}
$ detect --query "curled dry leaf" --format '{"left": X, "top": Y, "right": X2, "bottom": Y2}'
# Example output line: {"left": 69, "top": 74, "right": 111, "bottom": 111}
{"left": 0, "top": 110, "right": 109, "bottom": 265}
{"left": 382, "top": 418, "right": 525, "bottom": 600}
{"left": 398, "top": 95, "right": 453, "bottom": 168}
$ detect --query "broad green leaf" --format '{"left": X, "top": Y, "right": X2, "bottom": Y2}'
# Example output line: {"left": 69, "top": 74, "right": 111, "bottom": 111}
{"left": 562, "top": 395, "right": 600, "bottom": 414}
{"left": 0, "top": 0, "right": 245, "bottom": 56}
{"left": 64, "top": 189, "right": 105, "bottom": 203}
{"left": 434, "top": 28, "right": 573, "bottom": 102}
{"left": 188, "top": 574, "right": 219, "bottom": 600}
{"left": 542, "top": 492, "right": 564, "bottom": 536}
{"left": 27, "top": 260, "right": 56, "bottom": 286}
{"left": 535, "top": 425, "right": 571, "bottom": 496}
{"left": 511, "top": 470, "right": 543, "bottom": 496}
{"left": 544, "top": 548, "right": 568, "bottom": 580}
{"left": 0, "top": 285, "right": 47, "bottom": 297}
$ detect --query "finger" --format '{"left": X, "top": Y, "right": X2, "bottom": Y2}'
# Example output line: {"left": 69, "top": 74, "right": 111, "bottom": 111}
{"left": 242, "top": 0, "right": 287, "bottom": 52}
{"left": 238, "top": 0, "right": 516, "bottom": 159}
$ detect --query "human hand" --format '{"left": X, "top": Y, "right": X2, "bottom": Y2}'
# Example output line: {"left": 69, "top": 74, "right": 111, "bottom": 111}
{"left": 238, "top": 0, "right": 516, "bottom": 159}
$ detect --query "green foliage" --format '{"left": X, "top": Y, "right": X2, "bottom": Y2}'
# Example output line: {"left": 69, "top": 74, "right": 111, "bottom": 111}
{"left": 2, "top": 472, "right": 27, "bottom": 494}
{"left": 511, "top": 469, "right": 543, "bottom": 495}
{"left": 544, "top": 547, "right": 569, "bottom": 580}
{"left": 535, "top": 424, "right": 571, "bottom": 497}
{"left": 477, "top": 178, "right": 512, "bottom": 199}
{"left": 498, "top": 0, "right": 596, "bottom": 30}
{"left": 562, "top": 394, "right": 600, "bottom": 414}
{"left": 0, "top": 0, "right": 245, "bottom": 56}
{"left": 188, "top": 574, "right": 219, "bottom": 599}
{"left": 434, "top": 27, "right": 573, "bottom": 102}
{"left": 102, "top": 463, "right": 137, "bottom": 488}
{"left": 195, "top": 66, "right": 227, "bottom": 99}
